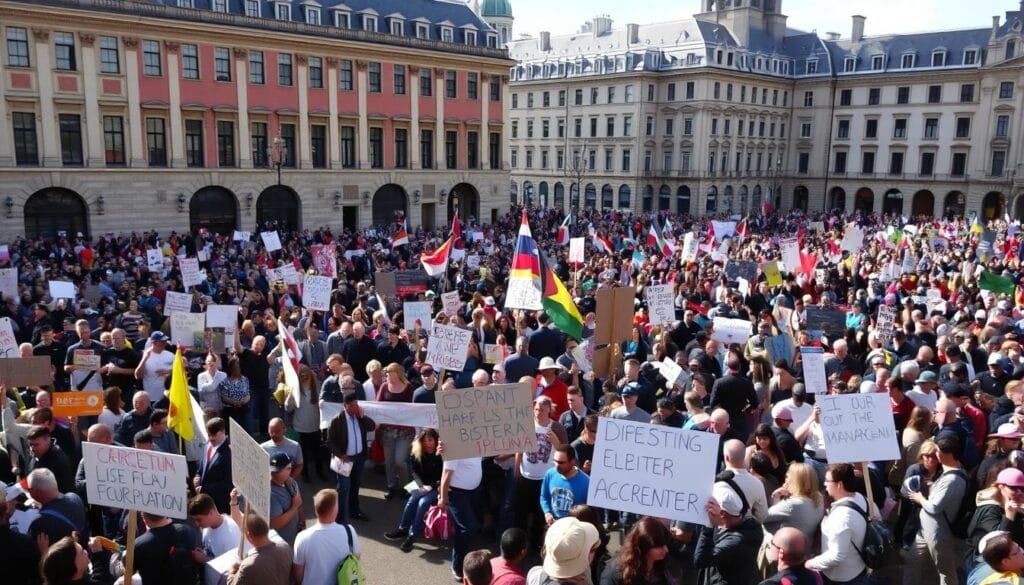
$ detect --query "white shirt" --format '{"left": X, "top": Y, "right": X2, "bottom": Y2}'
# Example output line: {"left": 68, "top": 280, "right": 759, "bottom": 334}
{"left": 294, "top": 522, "right": 360, "bottom": 585}
{"left": 906, "top": 387, "right": 938, "bottom": 412}
{"left": 141, "top": 349, "right": 175, "bottom": 402}
{"left": 444, "top": 457, "right": 483, "bottom": 490}
{"left": 519, "top": 422, "right": 555, "bottom": 480}
{"left": 777, "top": 399, "right": 813, "bottom": 429}
{"left": 202, "top": 515, "right": 241, "bottom": 559}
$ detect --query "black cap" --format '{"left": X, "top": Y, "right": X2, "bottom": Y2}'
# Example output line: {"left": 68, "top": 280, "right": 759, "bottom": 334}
{"left": 270, "top": 452, "right": 292, "bottom": 472}
{"left": 943, "top": 382, "right": 970, "bottom": 399}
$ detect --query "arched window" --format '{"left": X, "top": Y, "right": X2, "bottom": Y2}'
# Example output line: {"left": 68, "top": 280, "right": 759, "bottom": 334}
{"left": 553, "top": 183, "right": 565, "bottom": 209}
{"left": 601, "top": 185, "right": 613, "bottom": 209}
{"left": 523, "top": 181, "right": 534, "bottom": 206}
{"left": 658, "top": 185, "right": 671, "bottom": 211}
{"left": 510, "top": 181, "right": 518, "bottom": 205}
{"left": 539, "top": 182, "right": 549, "bottom": 208}
{"left": 584, "top": 183, "right": 596, "bottom": 209}
{"left": 371, "top": 184, "right": 408, "bottom": 226}
{"left": 706, "top": 186, "right": 718, "bottom": 214}
{"left": 256, "top": 185, "right": 301, "bottom": 232}
{"left": 676, "top": 186, "right": 691, "bottom": 215}
{"left": 189, "top": 187, "right": 238, "bottom": 234}
{"left": 723, "top": 186, "right": 734, "bottom": 214}
{"left": 882, "top": 188, "right": 903, "bottom": 216}
{"left": 618, "top": 185, "right": 631, "bottom": 209}
{"left": 738, "top": 185, "right": 748, "bottom": 215}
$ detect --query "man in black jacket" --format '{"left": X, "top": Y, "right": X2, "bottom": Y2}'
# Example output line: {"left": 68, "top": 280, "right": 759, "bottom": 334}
{"left": 134, "top": 513, "right": 202, "bottom": 585}
{"left": 341, "top": 323, "right": 377, "bottom": 382}
{"left": 528, "top": 313, "right": 563, "bottom": 362}
{"left": 195, "top": 418, "right": 232, "bottom": 513}
{"left": 326, "top": 393, "right": 376, "bottom": 523}
{"left": 710, "top": 355, "right": 758, "bottom": 441}
{"left": 759, "top": 527, "right": 820, "bottom": 585}
{"left": 770, "top": 405, "right": 804, "bottom": 464}
{"left": 26, "top": 425, "right": 75, "bottom": 494}
{"left": 115, "top": 391, "right": 153, "bottom": 447}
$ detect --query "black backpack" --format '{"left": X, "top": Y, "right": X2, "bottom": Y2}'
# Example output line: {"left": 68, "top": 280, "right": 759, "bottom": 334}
{"left": 940, "top": 469, "right": 975, "bottom": 539}
{"left": 834, "top": 500, "right": 896, "bottom": 571}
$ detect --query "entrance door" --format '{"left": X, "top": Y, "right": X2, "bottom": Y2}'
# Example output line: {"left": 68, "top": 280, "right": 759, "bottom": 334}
{"left": 342, "top": 206, "right": 357, "bottom": 232}
{"left": 421, "top": 203, "right": 436, "bottom": 232}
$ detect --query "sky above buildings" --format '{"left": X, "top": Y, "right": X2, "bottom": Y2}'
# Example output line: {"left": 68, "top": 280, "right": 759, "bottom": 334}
{"left": 508, "top": 0, "right": 1014, "bottom": 39}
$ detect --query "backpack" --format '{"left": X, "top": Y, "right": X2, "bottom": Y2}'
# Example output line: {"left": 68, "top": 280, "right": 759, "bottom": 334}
{"left": 424, "top": 505, "right": 455, "bottom": 540}
{"left": 336, "top": 524, "right": 364, "bottom": 585}
{"left": 940, "top": 469, "right": 976, "bottom": 539}
{"left": 834, "top": 499, "right": 896, "bottom": 571}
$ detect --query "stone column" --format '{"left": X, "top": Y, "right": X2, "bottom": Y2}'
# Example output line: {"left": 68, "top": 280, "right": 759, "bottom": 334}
{"left": 80, "top": 34, "right": 104, "bottom": 167}
{"left": 327, "top": 57, "right": 341, "bottom": 168}
{"left": 297, "top": 55, "right": 311, "bottom": 169}
{"left": 123, "top": 37, "right": 145, "bottom": 166}
{"left": 234, "top": 48, "right": 252, "bottom": 167}
{"left": 434, "top": 67, "right": 445, "bottom": 170}
{"left": 480, "top": 72, "right": 490, "bottom": 170}
{"left": 409, "top": 65, "right": 420, "bottom": 169}
{"left": 356, "top": 60, "right": 369, "bottom": 168}
{"left": 33, "top": 29, "right": 61, "bottom": 167}
{"left": 165, "top": 41, "right": 186, "bottom": 167}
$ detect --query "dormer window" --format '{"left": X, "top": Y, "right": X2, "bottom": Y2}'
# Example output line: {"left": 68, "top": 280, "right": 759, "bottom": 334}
{"left": 1008, "top": 40, "right": 1016, "bottom": 59}
{"left": 364, "top": 15, "right": 377, "bottom": 32}
{"left": 390, "top": 19, "right": 403, "bottom": 35}
{"left": 177, "top": 0, "right": 195, "bottom": 7}
{"left": 334, "top": 11, "right": 351, "bottom": 28}
{"left": 274, "top": 2, "right": 291, "bottom": 20}
{"left": 305, "top": 7, "right": 321, "bottom": 25}
{"left": 806, "top": 59, "right": 817, "bottom": 73}
{"left": 465, "top": 31, "right": 477, "bottom": 45}
{"left": 964, "top": 48, "right": 978, "bottom": 65}
{"left": 844, "top": 57, "right": 855, "bottom": 72}
{"left": 416, "top": 23, "right": 429, "bottom": 39}
{"left": 441, "top": 27, "right": 453, "bottom": 42}
{"left": 931, "top": 50, "right": 946, "bottom": 67}
{"left": 486, "top": 33, "right": 497, "bottom": 48}
{"left": 871, "top": 54, "right": 884, "bottom": 70}
{"left": 901, "top": 53, "right": 914, "bottom": 68}
{"left": 244, "top": 0, "right": 260, "bottom": 17}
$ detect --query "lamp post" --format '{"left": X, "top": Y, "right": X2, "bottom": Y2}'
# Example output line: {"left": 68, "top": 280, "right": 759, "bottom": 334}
{"left": 268, "top": 135, "right": 287, "bottom": 186}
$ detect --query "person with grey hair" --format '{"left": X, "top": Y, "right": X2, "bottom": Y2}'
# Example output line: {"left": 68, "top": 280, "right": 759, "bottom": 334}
{"left": 471, "top": 369, "right": 491, "bottom": 387}
{"left": 27, "top": 468, "right": 89, "bottom": 544}
{"left": 503, "top": 335, "right": 539, "bottom": 383}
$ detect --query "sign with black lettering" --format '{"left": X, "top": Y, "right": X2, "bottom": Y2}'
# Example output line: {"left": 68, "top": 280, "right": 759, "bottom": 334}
{"left": 82, "top": 443, "right": 188, "bottom": 519}
{"left": 426, "top": 323, "right": 472, "bottom": 372}
{"left": 435, "top": 382, "right": 536, "bottom": 460}
{"left": 818, "top": 393, "right": 900, "bottom": 464}
{"left": 587, "top": 417, "right": 718, "bottom": 525}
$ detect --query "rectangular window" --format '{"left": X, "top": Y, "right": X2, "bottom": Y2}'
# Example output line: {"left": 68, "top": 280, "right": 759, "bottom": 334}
{"left": 920, "top": 152, "right": 934, "bottom": 176}
{"left": 590, "top": 88, "right": 598, "bottom": 105}
{"left": 558, "top": 90, "right": 566, "bottom": 106}
{"left": 306, "top": 6, "right": 320, "bottom": 24}
{"left": 623, "top": 116, "right": 632, "bottom": 136}
{"left": 467, "top": 131, "right": 478, "bottom": 169}
{"left": 621, "top": 149, "right": 631, "bottom": 171}
{"left": 420, "top": 68, "right": 432, "bottom": 96}
{"left": 803, "top": 91, "right": 813, "bottom": 107}
{"left": 607, "top": 86, "right": 615, "bottom": 103}
{"left": 182, "top": 44, "right": 199, "bottom": 79}
{"left": 956, "top": 117, "right": 971, "bottom": 138}
{"left": 216, "top": 120, "right": 235, "bottom": 167}
{"left": 542, "top": 91, "right": 549, "bottom": 107}
{"left": 309, "top": 57, "right": 323, "bottom": 88}
{"left": 213, "top": 0, "right": 228, "bottom": 11}
{"left": 54, "top": 32, "right": 76, "bottom": 71}
{"left": 528, "top": 92, "right": 534, "bottom": 108}
{"left": 861, "top": 151, "right": 875, "bottom": 174}
{"left": 99, "top": 36, "right": 120, "bottom": 74}
{"left": 364, "top": 15, "right": 378, "bottom": 31}
{"left": 865, "top": 119, "right": 878, "bottom": 138}
{"left": 6, "top": 27, "right": 29, "bottom": 67}
{"left": 834, "top": 151, "right": 847, "bottom": 174}
{"left": 666, "top": 119, "right": 674, "bottom": 135}
{"left": 445, "top": 130, "right": 457, "bottom": 169}
{"left": 932, "top": 51, "right": 946, "bottom": 67}
{"left": 214, "top": 47, "right": 230, "bottom": 81}
{"left": 280, "top": 123, "right": 296, "bottom": 167}
{"left": 798, "top": 152, "right": 809, "bottom": 174}
{"left": 368, "top": 62, "right": 381, "bottom": 92}
{"left": 421, "top": 129, "right": 433, "bottom": 169}
{"left": 574, "top": 118, "right": 581, "bottom": 137}
{"left": 992, "top": 150, "right": 1007, "bottom": 176}
{"left": 393, "top": 64, "right": 405, "bottom": 94}
{"left": 800, "top": 122, "right": 812, "bottom": 138}
{"left": 668, "top": 83, "right": 676, "bottom": 101}
{"left": 490, "top": 77, "right": 500, "bottom": 101}
{"left": 525, "top": 150, "right": 533, "bottom": 169}
{"left": 868, "top": 88, "right": 880, "bottom": 105}
{"left": 714, "top": 82, "right": 720, "bottom": 99}
{"left": 489, "top": 132, "right": 500, "bottom": 169}
{"left": 445, "top": 70, "right": 456, "bottom": 98}
{"left": 964, "top": 49, "right": 977, "bottom": 65}
{"left": 901, "top": 53, "right": 914, "bottom": 69}
{"left": 924, "top": 118, "right": 939, "bottom": 139}
{"left": 416, "top": 23, "right": 429, "bottom": 39}
{"left": 275, "top": 2, "right": 290, "bottom": 19}
{"left": 590, "top": 117, "right": 597, "bottom": 137}
{"left": 893, "top": 118, "right": 907, "bottom": 138}
{"left": 185, "top": 119, "right": 204, "bottom": 167}
{"left": 951, "top": 152, "right": 967, "bottom": 176}
{"left": 606, "top": 116, "right": 614, "bottom": 137}
{"left": 390, "top": 19, "right": 403, "bottom": 35}
{"left": 889, "top": 151, "right": 904, "bottom": 175}
{"left": 556, "top": 149, "right": 564, "bottom": 170}
{"left": 341, "top": 126, "right": 356, "bottom": 168}
{"left": 334, "top": 11, "right": 350, "bottom": 28}
{"left": 872, "top": 55, "right": 884, "bottom": 70}
{"left": 340, "top": 59, "right": 353, "bottom": 90}
{"left": 526, "top": 121, "right": 533, "bottom": 138}
{"left": 928, "top": 85, "right": 941, "bottom": 103}
{"left": 837, "top": 119, "right": 850, "bottom": 139}
{"left": 146, "top": 117, "right": 167, "bottom": 167}
{"left": 574, "top": 89, "right": 583, "bottom": 105}
{"left": 394, "top": 128, "right": 408, "bottom": 168}
{"left": 960, "top": 83, "right": 975, "bottom": 102}
{"left": 605, "top": 149, "right": 613, "bottom": 171}
{"left": 143, "top": 40, "right": 162, "bottom": 76}
{"left": 542, "top": 120, "right": 549, "bottom": 138}
{"left": 103, "top": 115, "right": 125, "bottom": 166}
{"left": 278, "top": 53, "right": 293, "bottom": 86}
{"left": 249, "top": 51, "right": 264, "bottom": 84}
{"left": 897, "top": 86, "right": 910, "bottom": 104}
{"left": 645, "top": 116, "right": 653, "bottom": 136}
{"left": 1000, "top": 81, "right": 1014, "bottom": 99}
{"left": 12, "top": 112, "right": 38, "bottom": 166}
{"left": 467, "top": 73, "right": 478, "bottom": 100}
{"left": 309, "top": 124, "right": 326, "bottom": 168}
{"left": 624, "top": 85, "right": 634, "bottom": 103}
{"left": 441, "top": 27, "right": 452, "bottom": 42}
{"left": 251, "top": 122, "right": 268, "bottom": 168}
{"left": 997, "top": 114, "right": 1010, "bottom": 137}
{"left": 844, "top": 57, "right": 855, "bottom": 72}
{"left": 840, "top": 89, "right": 852, "bottom": 106}
{"left": 244, "top": 0, "right": 259, "bottom": 17}
{"left": 685, "top": 82, "right": 694, "bottom": 99}
{"left": 58, "top": 114, "right": 83, "bottom": 166}
{"left": 369, "top": 127, "right": 383, "bottom": 168}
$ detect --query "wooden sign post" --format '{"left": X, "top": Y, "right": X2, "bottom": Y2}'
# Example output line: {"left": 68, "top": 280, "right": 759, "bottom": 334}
{"left": 592, "top": 286, "right": 636, "bottom": 381}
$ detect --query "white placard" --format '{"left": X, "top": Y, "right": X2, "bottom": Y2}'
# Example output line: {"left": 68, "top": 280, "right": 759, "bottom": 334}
{"left": 681, "top": 233, "right": 698, "bottom": 262}
{"left": 261, "top": 231, "right": 282, "bottom": 252}
{"left": 82, "top": 442, "right": 189, "bottom": 519}
{"left": 403, "top": 301, "right": 433, "bottom": 331}
{"left": 800, "top": 346, "right": 827, "bottom": 393}
{"left": 170, "top": 312, "right": 205, "bottom": 347}
{"left": 569, "top": 238, "right": 586, "bottom": 264}
{"left": 710, "top": 221, "right": 737, "bottom": 240}
{"left": 441, "top": 291, "right": 461, "bottom": 317}
{"left": 780, "top": 239, "right": 801, "bottom": 274}
{"left": 319, "top": 400, "right": 440, "bottom": 431}
{"left": 207, "top": 304, "right": 238, "bottom": 346}
{"left": 233, "top": 230, "right": 251, "bottom": 241}
{"left": 818, "top": 393, "right": 901, "bottom": 464}
{"left": 180, "top": 258, "right": 203, "bottom": 287}
{"left": 426, "top": 323, "right": 473, "bottom": 373}
{"left": 229, "top": 418, "right": 271, "bottom": 520}
{"left": 466, "top": 255, "right": 481, "bottom": 270}
{"left": 164, "top": 291, "right": 193, "bottom": 316}
{"left": 48, "top": 280, "right": 76, "bottom": 300}
{"left": 901, "top": 251, "right": 916, "bottom": 275}
{"left": 659, "top": 358, "right": 685, "bottom": 388}
{"left": 645, "top": 284, "right": 675, "bottom": 326}
{"left": 197, "top": 248, "right": 210, "bottom": 262}
{"left": 877, "top": 304, "right": 897, "bottom": 344}
{"left": 269, "top": 264, "right": 300, "bottom": 286}
{"left": 587, "top": 417, "right": 718, "bottom": 526}
{"left": 504, "top": 277, "right": 542, "bottom": 311}
{"left": 840, "top": 225, "right": 864, "bottom": 253}
{"left": 147, "top": 249, "right": 164, "bottom": 272}
{"left": 0, "top": 317, "right": 16, "bottom": 357}
{"left": 302, "top": 274, "right": 332, "bottom": 312}
{"left": 0, "top": 268, "right": 16, "bottom": 302}
{"left": 710, "top": 317, "right": 751, "bottom": 345}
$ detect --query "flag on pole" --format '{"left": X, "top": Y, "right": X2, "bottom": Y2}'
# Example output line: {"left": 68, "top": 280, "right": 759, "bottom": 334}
{"left": 277, "top": 318, "right": 302, "bottom": 407}
{"left": 420, "top": 234, "right": 456, "bottom": 277}
{"left": 661, "top": 218, "right": 677, "bottom": 255}
{"left": 392, "top": 218, "right": 410, "bottom": 248}
{"left": 538, "top": 251, "right": 584, "bottom": 340}
{"left": 506, "top": 210, "right": 544, "bottom": 310}
{"left": 971, "top": 214, "right": 984, "bottom": 235}
{"left": 556, "top": 213, "right": 571, "bottom": 245}
{"left": 167, "top": 347, "right": 193, "bottom": 441}
{"left": 737, "top": 217, "right": 750, "bottom": 242}
{"left": 980, "top": 270, "right": 1016, "bottom": 296}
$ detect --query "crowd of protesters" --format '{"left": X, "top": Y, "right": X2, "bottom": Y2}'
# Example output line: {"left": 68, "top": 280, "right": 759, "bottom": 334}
{"left": 4, "top": 202, "right": 1024, "bottom": 585}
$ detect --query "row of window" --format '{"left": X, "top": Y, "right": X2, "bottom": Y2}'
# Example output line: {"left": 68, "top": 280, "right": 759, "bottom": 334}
{"left": 836, "top": 82, "right": 1014, "bottom": 107}
{"left": 509, "top": 82, "right": 791, "bottom": 108}
{"left": 827, "top": 149, "right": 1006, "bottom": 177}
{"left": 833, "top": 114, "right": 1010, "bottom": 141}
{"left": 837, "top": 47, "right": 981, "bottom": 74}
{"left": 511, "top": 148, "right": 632, "bottom": 172}
{"left": 10, "top": 112, "right": 500, "bottom": 170}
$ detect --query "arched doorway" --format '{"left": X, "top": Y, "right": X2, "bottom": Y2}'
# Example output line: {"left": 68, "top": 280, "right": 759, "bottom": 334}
{"left": 706, "top": 186, "right": 718, "bottom": 214}
{"left": 944, "top": 191, "right": 965, "bottom": 219}
{"left": 618, "top": 185, "right": 631, "bottom": 209}
{"left": 24, "top": 188, "right": 88, "bottom": 239}
{"left": 569, "top": 183, "right": 579, "bottom": 208}
{"left": 584, "top": 183, "right": 596, "bottom": 209}
{"left": 658, "top": 185, "right": 671, "bottom": 211}
{"left": 828, "top": 187, "right": 846, "bottom": 212}
{"left": 854, "top": 188, "right": 874, "bottom": 215}
{"left": 190, "top": 186, "right": 238, "bottom": 234}
{"left": 510, "top": 181, "right": 518, "bottom": 205}
{"left": 738, "top": 185, "right": 749, "bottom": 214}
{"left": 882, "top": 189, "right": 903, "bottom": 216}
{"left": 911, "top": 190, "right": 934, "bottom": 218}
{"left": 752, "top": 185, "right": 762, "bottom": 213}
{"left": 448, "top": 183, "right": 480, "bottom": 220}
{"left": 372, "top": 183, "right": 408, "bottom": 226}
{"left": 724, "top": 186, "right": 734, "bottom": 214}
{"left": 553, "top": 183, "right": 564, "bottom": 209}
{"left": 538, "top": 182, "right": 549, "bottom": 208}
{"left": 642, "top": 185, "right": 653, "bottom": 212}
{"left": 793, "top": 186, "right": 809, "bottom": 211}
{"left": 522, "top": 181, "right": 533, "bottom": 207}
{"left": 982, "top": 191, "right": 1005, "bottom": 220}
{"left": 601, "top": 184, "right": 613, "bottom": 209}
{"left": 256, "top": 185, "right": 300, "bottom": 232}
{"left": 677, "top": 186, "right": 691, "bottom": 215}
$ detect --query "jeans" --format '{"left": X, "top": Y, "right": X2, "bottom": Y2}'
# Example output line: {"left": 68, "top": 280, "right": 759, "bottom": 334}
{"left": 252, "top": 386, "right": 270, "bottom": 437}
{"left": 334, "top": 451, "right": 367, "bottom": 523}
{"left": 222, "top": 402, "right": 252, "bottom": 435}
{"left": 298, "top": 431, "right": 326, "bottom": 477}
{"left": 379, "top": 427, "right": 413, "bottom": 490}
{"left": 512, "top": 476, "right": 544, "bottom": 552}
{"left": 447, "top": 487, "right": 479, "bottom": 576}
{"left": 399, "top": 488, "right": 439, "bottom": 536}
{"left": 906, "top": 532, "right": 962, "bottom": 585}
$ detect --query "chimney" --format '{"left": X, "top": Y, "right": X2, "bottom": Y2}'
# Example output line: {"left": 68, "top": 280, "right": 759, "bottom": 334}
{"left": 538, "top": 31, "right": 551, "bottom": 52}
{"left": 993, "top": 15, "right": 1001, "bottom": 40}
{"left": 626, "top": 23, "right": 639, "bottom": 45}
{"left": 825, "top": 31, "right": 840, "bottom": 41}
{"left": 591, "top": 15, "right": 612, "bottom": 37}
{"left": 851, "top": 15, "right": 865, "bottom": 42}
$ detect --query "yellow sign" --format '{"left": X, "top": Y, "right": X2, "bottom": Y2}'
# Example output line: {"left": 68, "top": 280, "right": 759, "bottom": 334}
{"left": 51, "top": 391, "right": 104, "bottom": 417}
{"left": 762, "top": 261, "right": 783, "bottom": 287}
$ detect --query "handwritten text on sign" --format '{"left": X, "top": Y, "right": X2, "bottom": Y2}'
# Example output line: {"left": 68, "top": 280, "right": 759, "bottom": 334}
{"left": 302, "top": 274, "right": 332, "bottom": 312}
{"left": 426, "top": 323, "right": 473, "bottom": 372}
{"left": 229, "top": 418, "right": 271, "bottom": 519}
{"left": 818, "top": 393, "right": 900, "bottom": 464}
{"left": 82, "top": 442, "right": 188, "bottom": 519}
{"left": 436, "top": 382, "right": 536, "bottom": 460}
{"left": 587, "top": 417, "right": 718, "bottom": 526}
{"left": 645, "top": 284, "right": 675, "bottom": 326}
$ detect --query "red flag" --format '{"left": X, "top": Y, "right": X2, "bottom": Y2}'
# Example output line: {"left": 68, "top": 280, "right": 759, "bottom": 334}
{"left": 706, "top": 222, "right": 716, "bottom": 246}
{"left": 737, "top": 218, "right": 749, "bottom": 241}
{"left": 799, "top": 251, "right": 818, "bottom": 276}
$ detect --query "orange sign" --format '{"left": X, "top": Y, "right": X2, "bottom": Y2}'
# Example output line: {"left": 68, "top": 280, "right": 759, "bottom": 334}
{"left": 51, "top": 391, "right": 104, "bottom": 417}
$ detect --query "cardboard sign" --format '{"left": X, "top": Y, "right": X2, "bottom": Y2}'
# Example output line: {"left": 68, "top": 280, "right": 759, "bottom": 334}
{"left": 765, "top": 334, "right": 793, "bottom": 367}
{"left": 780, "top": 239, "right": 801, "bottom": 274}
{"left": 319, "top": 401, "right": 440, "bottom": 431}
{"left": 435, "top": 382, "right": 536, "bottom": 460}
{"left": 818, "top": 393, "right": 900, "bottom": 464}
{"left": 261, "top": 231, "right": 282, "bottom": 252}
{"left": 800, "top": 346, "right": 827, "bottom": 393}
{"left": 82, "top": 442, "right": 189, "bottom": 519}
{"left": 710, "top": 221, "right": 737, "bottom": 240}
{"left": 311, "top": 244, "right": 337, "bottom": 278}
{"left": 229, "top": 418, "right": 271, "bottom": 520}
{"left": 645, "top": 284, "right": 675, "bottom": 326}
{"left": 681, "top": 233, "right": 698, "bottom": 262}
{"left": 840, "top": 225, "right": 864, "bottom": 253}
{"left": 710, "top": 317, "right": 751, "bottom": 345}
{"left": 180, "top": 258, "right": 203, "bottom": 287}
{"left": 164, "top": 291, "right": 192, "bottom": 316}
{"left": 441, "top": 291, "right": 461, "bottom": 317}
{"left": 595, "top": 286, "right": 636, "bottom": 345}
{"left": 877, "top": 304, "right": 897, "bottom": 344}
{"left": 483, "top": 344, "right": 506, "bottom": 364}
{"left": 426, "top": 323, "right": 473, "bottom": 372}
{"left": 403, "top": 301, "right": 433, "bottom": 332}
{"left": 569, "top": 238, "right": 586, "bottom": 264}
{"left": 147, "top": 249, "right": 164, "bottom": 272}
{"left": 302, "top": 274, "right": 332, "bottom": 312}
{"left": 0, "top": 268, "right": 17, "bottom": 302}
{"left": 466, "top": 255, "right": 481, "bottom": 271}
{"left": 762, "top": 261, "right": 782, "bottom": 287}
{"left": 0, "top": 317, "right": 16, "bottom": 357}
{"left": 207, "top": 305, "right": 238, "bottom": 347}
{"left": 269, "top": 264, "right": 300, "bottom": 286}
{"left": 48, "top": 280, "right": 76, "bottom": 300}
{"left": 587, "top": 417, "right": 718, "bottom": 525}
{"left": 0, "top": 356, "right": 54, "bottom": 386}
{"left": 233, "top": 230, "right": 251, "bottom": 241}
{"left": 170, "top": 312, "right": 206, "bottom": 347}
{"left": 658, "top": 358, "right": 685, "bottom": 388}
{"left": 73, "top": 350, "right": 101, "bottom": 371}
{"left": 52, "top": 391, "right": 105, "bottom": 416}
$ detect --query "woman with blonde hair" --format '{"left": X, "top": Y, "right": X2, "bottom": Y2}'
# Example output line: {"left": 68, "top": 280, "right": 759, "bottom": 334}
{"left": 376, "top": 362, "right": 415, "bottom": 499}
{"left": 764, "top": 462, "right": 825, "bottom": 540}
{"left": 895, "top": 439, "right": 942, "bottom": 547}
{"left": 283, "top": 364, "right": 326, "bottom": 481}
{"left": 384, "top": 428, "right": 443, "bottom": 551}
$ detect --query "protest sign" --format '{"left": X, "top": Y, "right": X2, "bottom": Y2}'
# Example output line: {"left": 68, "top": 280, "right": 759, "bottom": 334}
{"left": 780, "top": 239, "right": 801, "bottom": 274}
{"left": 0, "top": 317, "right": 15, "bottom": 357}
{"left": 49, "top": 280, "right": 76, "bottom": 300}
{"left": 901, "top": 251, "right": 916, "bottom": 275}
{"left": 82, "top": 442, "right": 189, "bottom": 519}
{"left": 147, "top": 249, "right": 163, "bottom": 272}
{"left": 164, "top": 291, "right": 192, "bottom": 316}
{"left": 765, "top": 335, "right": 793, "bottom": 367}
{"left": 171, "top": 312, "right": 206, "bottom": 347}
{"left": 800, "top": 346, "right": 827, "bottom": 393}
{"left": 207, "top": 304, "right": 238, "bottom": 346}
{"left": 570, "top": 344, "right": 593, "bottom": 374}
{"left": 441, "top": 291, "right": 461, "bottom": 317}
{"left": 311, "top": 244, "right": 337, "bottom": 277}
{"left": 710, "top": 317, "right": 751, "bottom": 345}
{"left": 435, "top": 382, "right": 536, "bottom": 460}
{"left": 180, "top": 258, "right": 203, "bottom": 287}
{"left": 320, "top": 401, "right": 440, "bottom": 431}
{"left": 645, "top": 284, "right": 675, "bottom": 326}
{"left": 977, "top": 229, "right": 997, "bottom": 263}
{"left": 505, "top": 277, "right": 542, "bottom": 311}
{"left": 569, "top": 238, "right": 586, "bottom": 264}
{"left": 483, "top": 344, "right": 506, "bottom": 364}
{"left": 269, "top": 264, "right": 300, "bottom": 286}
{"left": 375, "top": 270, "right": 432, "bottom": 298}
{"left": 762, "top": 261, "right": 783, "bottom": 287}
{"left": 197, "top": 248, "right": 210, "bottom": 262}
{"left": 52, "top": 391, "right": 105, "bottom": 416}
{"left": 0, "top": 268, "right": 16, "bottom": 302}
{"left": 73, "top": 350, "right": 101, "bottom": 371}
{"left": 818, "top": 393, "right": 900, "bottom": 463}
{"left": 877, "top": 304, "right": 897, "bottom": 344}
{"left": 710, "top": 221, "right": 737, "bottom": 240}
{"left": 725, "top": 261, "right": 758, "bottom": 283}
{"left": 658, "top": 358, "right": 685, "bottom": 388}
{"left": 587, "top": 418, "right": 718, "bottom": 525}
{"left": 0, "top": 356, "right": 53, "bottom": 386}
{"left": 344, "top": 249, "right": 366, "bottom": 260}
{"left": 403, "top": 301, "right": 432, "bottom": 332}
{"left": 302, "top": 274, "right": 332, "bottom": 312}
{"left": 426, "top": 324, "right": 473, "bottom": 372}
{"left": 466, "top": 255, "right": 481, "bottom": 271}
{"left": 229, "top": 418, "right": 271, "bottom": 519}
{"left": 232, "top": 230, "right": 251, "bottom": 241}
{"left": 261, "top": 231, "right": 282, "bottom": 252}
{"left": 806, "top": 307, "right": 846, "bottom": 341}
{"left": 681, "top": 233, "right": 698, "bottom": 262}
{"left": 840, "top": 225, "right": 864, "bottom": 253}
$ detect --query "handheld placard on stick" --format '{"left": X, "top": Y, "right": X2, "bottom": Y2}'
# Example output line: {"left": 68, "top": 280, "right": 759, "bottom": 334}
{"left": 237, "top": 501, "right": 251, "bottom": 560}
{"left": 124, "top": 510, "right": 138, "bottom": 581}
{"left": 861, "top": 462, "right": 877, "bottom": 521}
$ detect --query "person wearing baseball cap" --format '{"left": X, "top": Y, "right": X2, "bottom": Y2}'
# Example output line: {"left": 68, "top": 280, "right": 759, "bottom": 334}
{"left": 269, "top": 452, "right": 302, "bottom": 546}
{"left": 693, "top": 482, "right": 761, "bottom": 585}
{"left": 978, "top": 352, "right": 1012, "bottom": 398}
{"left": 136, "top": 329, "right": 176, "bottom": 403}
{"left": 610, "top": 382, "right": 650, "bottom": 423}
{"left": 977, "top": 424, "right": 1024, "bottom": 488}
{"left": 770, "top": 404, "right": 803, "bottom": 464}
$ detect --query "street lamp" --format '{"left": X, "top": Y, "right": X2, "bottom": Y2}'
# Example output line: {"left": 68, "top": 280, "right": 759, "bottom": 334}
{"left": 268, "top": 135, "right": 287, "bottom": 186}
